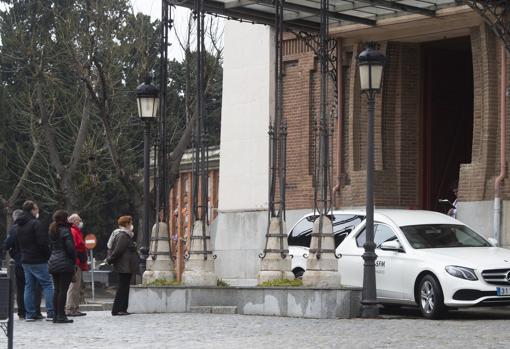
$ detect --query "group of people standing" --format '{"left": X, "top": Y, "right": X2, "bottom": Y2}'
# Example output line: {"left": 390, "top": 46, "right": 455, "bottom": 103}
{"left": 3, "top": 201, "right": 87, "bottom": 323}
{"left": 3, "top": 200, "right": 139, "bottom": 322}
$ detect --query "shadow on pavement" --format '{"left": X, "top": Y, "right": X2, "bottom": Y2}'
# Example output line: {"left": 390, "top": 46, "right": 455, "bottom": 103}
{"left": 380, "top": 305, "right": 510, "bottom": 320}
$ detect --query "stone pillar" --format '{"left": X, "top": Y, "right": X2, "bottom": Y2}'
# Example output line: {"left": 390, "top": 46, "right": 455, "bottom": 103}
{"left": 302, "top": 216, "right": 342, "bottom": 288}
{"left": 182, "top": 220, "right": 217, "bottom": 286}
{"left": 257, "top": 217, "right": 294, "bottom": 283}
{"left": 142, "top": 222, "right": 175, "bottom": 284}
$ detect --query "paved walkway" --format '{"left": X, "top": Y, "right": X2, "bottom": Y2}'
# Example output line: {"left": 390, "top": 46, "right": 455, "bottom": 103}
{"left": 2, "top": 308, "right": 510, "bottom": 349}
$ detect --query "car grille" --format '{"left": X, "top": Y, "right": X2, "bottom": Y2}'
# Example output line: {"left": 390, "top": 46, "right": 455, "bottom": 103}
{"left": 481, "top": 268, "right": 510, "bottom": 285}
{"left": 453, "top": 289, "right": 496, "bottom": 301}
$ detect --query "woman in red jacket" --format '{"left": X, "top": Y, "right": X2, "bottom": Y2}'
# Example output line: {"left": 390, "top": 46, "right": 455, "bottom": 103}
{"left": 65, "top": 213, "right": 89, "bottom": 317}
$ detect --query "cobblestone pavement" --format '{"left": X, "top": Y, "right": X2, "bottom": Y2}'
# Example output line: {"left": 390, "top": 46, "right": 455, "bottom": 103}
{"left": 2, "top": 308, "right": 510, "bottom": 349}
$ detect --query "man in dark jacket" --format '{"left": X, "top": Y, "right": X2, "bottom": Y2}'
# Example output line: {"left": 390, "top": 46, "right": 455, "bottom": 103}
{"left": 2, "top": 209, "right": 43, "bottom": 319}
{"left": 16, "top": 200, "right": 54, "bottom": 321}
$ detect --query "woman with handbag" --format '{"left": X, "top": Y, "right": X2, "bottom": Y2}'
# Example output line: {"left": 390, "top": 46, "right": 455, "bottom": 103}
{"left": 48, "top": 210, "right": 76, "bottom": 324}
{"left": 106, "top": 215, "right": 139, "bottom": 316}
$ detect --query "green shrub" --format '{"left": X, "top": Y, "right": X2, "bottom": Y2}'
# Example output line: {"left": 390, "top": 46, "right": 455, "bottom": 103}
{"left": 258, "top": 278, "right": 303, "bottom": 287}
{"left": 217, "top": 279, "right": 230, "bottom": 287}
{"left": 145, "top": 278, "right": 181, "bottom": 287}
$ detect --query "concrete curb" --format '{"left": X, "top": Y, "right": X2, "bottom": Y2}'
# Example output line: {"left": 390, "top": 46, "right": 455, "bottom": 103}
{"left": 129, "top": 286, "right": 362, "bottom": 319}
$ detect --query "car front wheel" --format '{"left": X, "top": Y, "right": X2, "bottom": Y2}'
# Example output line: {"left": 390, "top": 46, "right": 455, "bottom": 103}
{"left": 418, "top": 275, "right": 445, "bottom": 319}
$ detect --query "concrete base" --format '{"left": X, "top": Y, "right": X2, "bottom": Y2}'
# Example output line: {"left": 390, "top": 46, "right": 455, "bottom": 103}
{"left": 257, "top": 270, "right": 294, "bottom": 284}
{"left": 145, "top": 221, "right": 175, "bottom": 284}
{"left": 142, "top": 270, "right": 176, "bottom": 284}
{"left": 302, "top": 270, "right": 342, "bottom": 288}
{"left": 146, "top": 258, "right": 173, "bottom": 272}
{"left": 223, "top": 278, "right": 258, "bottom": 287}
{"left": 183, "top": 221, "right": 217, "bottom": 286}
{"left": 303, "top": 216, "right": 342, "bottom": 288}
{"left": 257, "top": 217, "right": 293, "bottom": 284}
{"left": 182, "top": 269, "right": 217, "bottom": 286}
{"left": 129, "top": 285, "right": 361, "bottom": 319}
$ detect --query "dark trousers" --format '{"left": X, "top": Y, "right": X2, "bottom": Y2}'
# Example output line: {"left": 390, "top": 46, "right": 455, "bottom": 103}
{"left": 51, "top": 272, "right": 73, "bottom": 319}
{"left": 15, "top": 265, "right": 42, "bottom": 317}
{"left": 112, "top": 273, "right": 132, "bottom": 314}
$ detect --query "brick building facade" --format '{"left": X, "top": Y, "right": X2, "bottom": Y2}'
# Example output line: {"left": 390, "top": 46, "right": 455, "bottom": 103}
{"left": 214, "top": 4, "right": 510, "bottom": 285}
{"left": 279, "top": 7, "right": 510, "bottom": 241}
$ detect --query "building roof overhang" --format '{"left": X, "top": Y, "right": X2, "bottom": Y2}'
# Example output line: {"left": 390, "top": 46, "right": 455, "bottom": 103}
{"left": 174, "top": 0, "right": 464, "bottom": 33}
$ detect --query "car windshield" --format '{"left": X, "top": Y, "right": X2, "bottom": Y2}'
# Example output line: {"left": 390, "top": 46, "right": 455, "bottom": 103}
{"left": 400, "top": 224, "right": 491, "bottom": 249}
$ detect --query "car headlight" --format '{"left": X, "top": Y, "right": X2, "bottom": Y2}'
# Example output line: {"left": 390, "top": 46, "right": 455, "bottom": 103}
{"left": 445, "top": 265, "right": 478, "bottom": 281}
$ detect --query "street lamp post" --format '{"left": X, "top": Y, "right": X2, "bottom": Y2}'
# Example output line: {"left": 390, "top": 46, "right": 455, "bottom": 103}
{"left": 358, "top": 43, "right": 385, "bottom": 318}
{"left": 136, "top": 78, "right": 160, "bottom": 275}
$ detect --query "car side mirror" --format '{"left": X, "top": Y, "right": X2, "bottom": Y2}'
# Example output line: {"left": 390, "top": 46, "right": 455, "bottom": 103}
{"left": 380, "top": 240, "right": 404, "bottom": 252}
{"left": 487, "top": 238, "right": 498, "bottom": 247}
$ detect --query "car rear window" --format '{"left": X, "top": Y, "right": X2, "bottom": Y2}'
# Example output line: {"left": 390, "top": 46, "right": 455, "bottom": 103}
{"left": 288, "top": 214, "right": 364, "bottom": 248}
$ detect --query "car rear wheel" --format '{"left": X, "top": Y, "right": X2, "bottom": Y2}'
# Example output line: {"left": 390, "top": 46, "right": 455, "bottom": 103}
{"left": 292, "top": 268, "right": 304, "bottom": 279}
{"left": 418, "top": 275, "right": 445, "bottom": 319}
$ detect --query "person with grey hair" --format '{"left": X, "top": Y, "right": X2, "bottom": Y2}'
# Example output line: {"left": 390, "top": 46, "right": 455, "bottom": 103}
{"left": 65, "top": 213, "right": 88, "bottom": 317}
{"left": 2, "top": 209, "right": 43, "bottom": 319}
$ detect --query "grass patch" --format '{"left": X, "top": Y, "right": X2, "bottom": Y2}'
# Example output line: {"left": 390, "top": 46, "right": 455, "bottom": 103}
{"left": 145, "top": 278, "right": 181, "bottom": 287}
{"left": 217, "top": 279, "right": 230, "bottom": 287}
{"left": 258, "top": 278, "right": 303, "bottom": 287}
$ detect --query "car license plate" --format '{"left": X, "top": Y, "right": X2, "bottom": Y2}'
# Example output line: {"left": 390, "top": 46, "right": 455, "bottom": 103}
{"left": 496, "top": 287, "right": 510, "bottom": 296}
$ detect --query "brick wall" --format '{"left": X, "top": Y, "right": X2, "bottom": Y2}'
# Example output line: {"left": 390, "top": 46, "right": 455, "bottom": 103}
{"left": 459, "top": 24, "right": 502, "bottom": 201}
{"left": 282, "top": 35, "right": 423, "bottom": 210}
{"left": 281, "top": 37, "right": 336, "bottom": 209}
{"left": 337, "top": 41, "right": 421, "bottom": 208}
{"left": 282, "top": 24, "right": 510, "bottom": 211}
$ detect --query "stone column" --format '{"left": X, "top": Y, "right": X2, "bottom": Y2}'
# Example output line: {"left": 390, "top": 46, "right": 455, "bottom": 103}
{"left": 257, "top": 217, "right": 294, "bottom": 283}
{"left": 143, "top": 222, "right": 175, "bottom": 284}
{"left": 182, "top": 220, "right": 217, "bottom": 286}
{"left": 302, "top": 216, "right": 341, "bottom": 288}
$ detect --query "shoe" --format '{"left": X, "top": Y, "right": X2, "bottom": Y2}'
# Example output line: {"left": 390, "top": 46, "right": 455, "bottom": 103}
{"left": 54, "top": 317, "right": 74, "bottom": 324}
{"left": 25, "top": 318, "right": 37, "bottom": 322}
{"left": 33, "top": 313, "right": 45, "bottom": 320}
{"left": 46, "top": 314, "right": 54, "bottom": 322}
{"left": 67, "top": 311, "right": 87, "bottom": 317}
{"left": 112, "top": 311, "right": 131, "bottom": 316}
{"left": 18, "top": 314, "right": 25, "bottom": 320}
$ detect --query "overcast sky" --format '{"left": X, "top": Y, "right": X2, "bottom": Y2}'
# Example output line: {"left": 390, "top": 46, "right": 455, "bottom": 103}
{"left": 131, "top": 0, "right": 162, "bottom": 20}
{"left": 131, "top": 0, "right": 190, "bottom": 61}
{"left": 131, "top": 0, "right": 226, "bottom": 62}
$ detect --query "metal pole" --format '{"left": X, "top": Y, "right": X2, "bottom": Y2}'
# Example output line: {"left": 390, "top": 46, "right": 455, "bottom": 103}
{"left": 90, "top": 249, "right": 95, "bottom": 302}
{"left": 361, "top": 92, "right": 379, "bottom": 318}
{"left": 159, "top": 0, "right": 171, "bottom": 222}
{"left": 8, "top": 260, "right": 14, "bottom": 349}
{"left": 140, "top": 120, "right": 151, "bottom": 274}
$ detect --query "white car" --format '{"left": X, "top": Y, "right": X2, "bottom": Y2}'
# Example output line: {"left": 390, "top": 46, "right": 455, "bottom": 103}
{"left": 289, "top": 209, "right": 510, "bottom": 319}
{"left": 288, "top": 211, "right": 365, "bottom": 278}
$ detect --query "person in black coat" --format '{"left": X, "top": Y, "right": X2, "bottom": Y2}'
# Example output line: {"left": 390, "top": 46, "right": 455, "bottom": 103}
{"left": 16, "top": 200, "right": 55, "bottom": 321}
{"left": 2, "top": 209, "right": 42, "bottom": 319}
{"left": 48, "top": 210, "right": 76, "bottom": 324}
{"left": 106, "top": 215, "right": 139, "bottom": 316}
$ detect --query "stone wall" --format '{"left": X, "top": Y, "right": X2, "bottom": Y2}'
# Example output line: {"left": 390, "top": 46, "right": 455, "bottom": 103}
{"left": 129, "top": 285, "right": 362, "bottom": 319}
